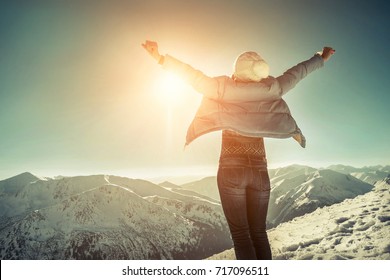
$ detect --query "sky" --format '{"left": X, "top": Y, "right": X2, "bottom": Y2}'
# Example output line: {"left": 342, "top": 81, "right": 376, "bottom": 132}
{"left": 0, "top": 0, "right": 389, "bottom": 182}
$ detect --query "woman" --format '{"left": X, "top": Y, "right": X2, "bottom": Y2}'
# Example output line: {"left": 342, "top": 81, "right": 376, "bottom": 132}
{"left": 142, "top": 40, "right": 335, "bottom": 259}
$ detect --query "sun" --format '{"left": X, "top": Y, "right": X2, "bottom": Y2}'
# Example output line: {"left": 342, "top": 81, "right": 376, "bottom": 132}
{"left": 155, "top": 72, "right": 187, "bottom": 106}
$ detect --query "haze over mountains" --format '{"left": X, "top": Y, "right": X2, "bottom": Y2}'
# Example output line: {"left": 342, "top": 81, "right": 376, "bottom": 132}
{"left": 0, "top": 164, "right": 389, "bottom": 259}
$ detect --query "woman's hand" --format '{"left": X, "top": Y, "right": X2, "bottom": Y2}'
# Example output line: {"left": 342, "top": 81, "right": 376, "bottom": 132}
{"left": 320, "top": 47, "right": 336, "bottom": 62}
{"left": 142, "top": 40, "right": 162, "bottom": 62}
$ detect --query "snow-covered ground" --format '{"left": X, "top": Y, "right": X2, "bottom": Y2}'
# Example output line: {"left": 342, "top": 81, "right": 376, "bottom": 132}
{"left": 207, "top": 177, "right": 390, "bottom": 260}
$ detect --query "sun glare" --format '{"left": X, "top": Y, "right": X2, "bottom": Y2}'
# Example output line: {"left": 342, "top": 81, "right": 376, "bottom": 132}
{"left": 156, "top": 72, "right": 187, "bottom": 106}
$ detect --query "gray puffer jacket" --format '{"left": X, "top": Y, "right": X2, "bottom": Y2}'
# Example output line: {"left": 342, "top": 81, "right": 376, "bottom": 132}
{"left": 162, "top": 53, "right": 324, "bottom": 148}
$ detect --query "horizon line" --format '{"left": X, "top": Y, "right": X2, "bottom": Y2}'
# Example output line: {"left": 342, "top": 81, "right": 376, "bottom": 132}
{"left": 1, "top": 162, "right": 389, "bottom": 183}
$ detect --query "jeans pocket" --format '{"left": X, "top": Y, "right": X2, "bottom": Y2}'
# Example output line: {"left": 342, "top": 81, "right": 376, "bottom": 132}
{"left": 251, "top": 169, "right": 271, "bottom": 192}
{"left": 218, "top": 166, "right": 246, "bottom": 189}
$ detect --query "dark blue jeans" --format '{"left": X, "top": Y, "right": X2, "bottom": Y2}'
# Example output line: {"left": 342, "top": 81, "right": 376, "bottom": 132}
{"left": 217, "top": 157, "right": 272, "bottom": 260}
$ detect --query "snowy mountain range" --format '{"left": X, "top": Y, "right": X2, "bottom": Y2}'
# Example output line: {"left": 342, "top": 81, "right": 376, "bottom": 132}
{"left": 0, "top": 164, "right": 388, "bottom": 260}
{"left": 267, "top": 166, "right": 374, "bottom": 227}
{"left": 0, "top": 174, "right": 231, "bottom": 259}
{"left": 327, "top": 164, "right": 390, "bottom": 185}
{"left": 173, "top": 164, "right": 388, "bottom": 227}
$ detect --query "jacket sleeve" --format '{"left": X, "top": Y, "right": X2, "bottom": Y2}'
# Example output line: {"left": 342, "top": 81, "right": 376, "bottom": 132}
{"left": 276, "top": 54, "right": 324, "bottom": 96}
{"left": 208, "top": 54, "right": 325, "bottom": 102}
{"left": 162, "top": 54, "right": 218, "bottom": 96}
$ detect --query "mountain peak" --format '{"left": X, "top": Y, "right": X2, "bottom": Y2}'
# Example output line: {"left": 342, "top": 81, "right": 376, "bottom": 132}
{"left": 159, "top": 181, "right": 181, "bottom": 189}
{"left": 1, "top": 172, "right": 40, "bottom": 185}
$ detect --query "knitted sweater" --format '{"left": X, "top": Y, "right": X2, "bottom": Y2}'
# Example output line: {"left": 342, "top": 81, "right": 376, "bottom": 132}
{"left": 221, "top": 130, "right": 266, "bottom": 159}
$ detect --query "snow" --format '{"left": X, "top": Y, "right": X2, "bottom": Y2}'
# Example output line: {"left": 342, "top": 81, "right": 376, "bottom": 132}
{"left": 159, "top": 181, "right": 221, "bottom": 204}
{"left": 272, "top": 178, "right": 390, "bottom": 260}
{"left": 268, "top": 164, "right": 316, "bottom": 184}
{"left": 207, "top": 176, "right": 390, "bottom": 260}
{"left": 0, "top": 173, "right": 231, "bottom": 259}
{"left": 0, "top": 172, "right": 40, "bottom": 195}
{"left": 267, "top": 168, "right": 374, "bottom": 227}
{"left": 328, "top": 165, "right": 390, "bottom": 185}
{"left": 1, "top": 166, "right": 388, "bottom": 260}
{"left": 180, "top": 176, "right": 220, "bottom": 201}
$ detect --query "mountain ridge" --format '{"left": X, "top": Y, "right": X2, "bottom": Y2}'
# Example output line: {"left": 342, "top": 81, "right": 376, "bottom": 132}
{"left": 0, "top": 174, "right": 232, "bottom": 259}
{"left": 1, "top": 164, "right": 388, "bottom": 259}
